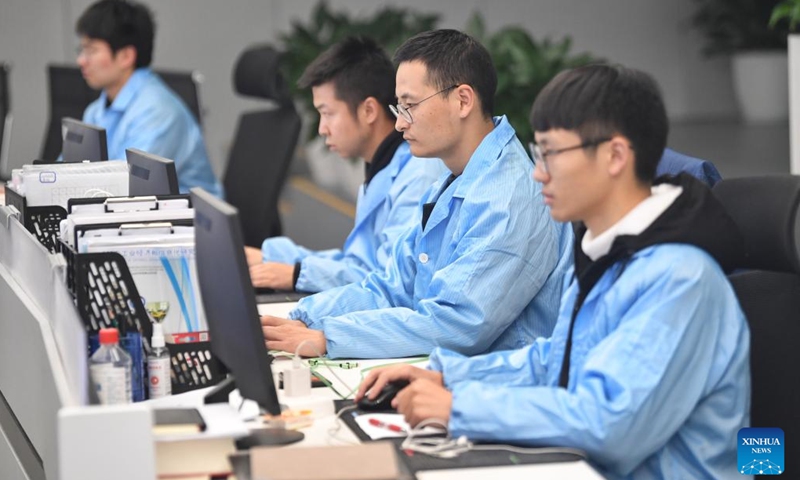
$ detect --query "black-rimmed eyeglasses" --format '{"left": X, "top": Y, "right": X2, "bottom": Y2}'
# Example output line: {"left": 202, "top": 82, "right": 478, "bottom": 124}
{"left": 529, "top": 138, "right": 612, "bottom": 173}
{"left": 390, "top": 84, "right": 460, "bottom": 124}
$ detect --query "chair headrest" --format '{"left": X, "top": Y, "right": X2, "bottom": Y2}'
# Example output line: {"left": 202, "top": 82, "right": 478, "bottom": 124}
{"left": 233, "top": 44, "right": 291, "bottom": 105}
{"left": 712, "top": 175, "right": 800, "bottom": 274}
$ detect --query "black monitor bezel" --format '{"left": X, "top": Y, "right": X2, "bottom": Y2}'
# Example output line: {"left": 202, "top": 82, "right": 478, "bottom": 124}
{"left": 126, "top": 148, "right": 180, "bottom": 196}
{"left": 61, "top": 117, "right": 108, "bottom": 163}
{"left": 191, "top": 187, "right": 282, "bottom": 415}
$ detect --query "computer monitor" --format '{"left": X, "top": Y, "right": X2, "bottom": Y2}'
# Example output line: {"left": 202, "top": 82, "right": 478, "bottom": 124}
{"left": 0, "top": 62, "right": 12, "bottom": 180}
{"left": 126, "top": 148, "right": 180, "bottom": 196}
{"left": 61, "top": 117, "right": 108, "bottom": 163}
{"left": 192, "top": 189, "right": 303, "bottom": 446}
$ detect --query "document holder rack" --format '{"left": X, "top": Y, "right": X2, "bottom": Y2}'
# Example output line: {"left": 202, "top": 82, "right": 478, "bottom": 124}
{"left": 5, "top": 187, "right": 67, "bottom": 253}
{"left": 166, "top": 340, "right": 225, "bottom": 394}
{"left": 59, "top": 238, "right": 224, "bottom": 395}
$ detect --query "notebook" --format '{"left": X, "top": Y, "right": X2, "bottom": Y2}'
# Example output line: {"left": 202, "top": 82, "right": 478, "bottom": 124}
{"left": 153, "top": 408, "right": 207, "bottom": 436}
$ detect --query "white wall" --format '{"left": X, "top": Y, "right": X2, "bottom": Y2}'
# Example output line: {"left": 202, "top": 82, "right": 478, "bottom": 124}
{"left": 0, "top": 0, "right": 737, "bottom": 177}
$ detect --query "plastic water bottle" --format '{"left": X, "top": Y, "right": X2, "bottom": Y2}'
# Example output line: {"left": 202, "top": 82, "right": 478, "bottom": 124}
{"left": 89, "top": 328, "right": 132, "bottom": 405}
{"left": 147, "top": 323, "right": 172, "bottom": 399}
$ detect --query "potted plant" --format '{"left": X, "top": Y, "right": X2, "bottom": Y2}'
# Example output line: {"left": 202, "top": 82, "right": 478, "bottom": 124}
{"left": 691, "top": 0, "right": 789, "bottom": 122}
{"left": 770, "top": 0, "right": 800, "bottom": 173}
{"left": 465, "top": 13, "right": 598, "bottom": 147}
{"left": 278, "top": 3, "right": 599, "bottom": 196}
{"left": 278, "top": 2, "right": 439, "bottom": 201}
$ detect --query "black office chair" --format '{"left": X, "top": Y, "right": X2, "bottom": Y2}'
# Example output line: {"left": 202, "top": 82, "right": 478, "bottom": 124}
{"left": 713, "top": 175, "right": 800, "bottom": 463}
{"left": 0, "top": 62, "right": 13, "bottom": 180}
{"left": 40, "top": 64, "right": 204, "bottom": 160}
{"left": 222, "top": 45, "right": 301, "bottom": 247}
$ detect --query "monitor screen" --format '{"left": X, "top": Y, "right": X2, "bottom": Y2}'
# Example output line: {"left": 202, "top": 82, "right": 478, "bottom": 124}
{"left": 126, "top": 148, "right": 180, "bottom": 196}
{"left": 61, "top": 117, "right": 108, "bottom": 163}
{"left": 191, "top": 187, "right": 282, "bottom": 415}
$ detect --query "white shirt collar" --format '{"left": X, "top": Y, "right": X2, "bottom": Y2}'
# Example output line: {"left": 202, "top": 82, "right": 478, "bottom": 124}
{"left": 581, "top": 184, "right": 683, "bottom": 261}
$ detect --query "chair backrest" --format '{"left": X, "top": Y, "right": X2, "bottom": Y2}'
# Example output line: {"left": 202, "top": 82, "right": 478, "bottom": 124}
{"left": 657, "top": 148, "right": 722, "bottom": 187}
{"left": 222, "top": 45, "right": 300, "bottom": 247}
{"left": 154, "top": 69, "right": 204, "bottom": 125}
{"left": 0, "top": 62, "right": 11, "bottom": 180}
{"left": 713, "top": 175, "right": 800, "bottom": 462}
{"left": 40, "top": 64, "right": 203, "bottom": 160}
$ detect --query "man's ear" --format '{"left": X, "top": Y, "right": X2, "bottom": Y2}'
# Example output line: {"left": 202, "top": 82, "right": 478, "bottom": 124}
{"left": 359, "top": 97, "right": 382, "bottom": 125}
{"left": 454, "top": 84, "right": 477, "bottom": 119}
{"left": 607, "top": 135, "right": 634, "bottom": 178}
{"left": 114, "top": 45, "right": 138, "bottom": 70}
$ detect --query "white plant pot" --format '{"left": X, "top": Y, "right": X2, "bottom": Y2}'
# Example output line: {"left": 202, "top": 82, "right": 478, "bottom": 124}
{"left": 731, "top": 50, "right": 789, "bottom": 123}
{"left": 790, "top": 35, "right": 800, "bottom": 175}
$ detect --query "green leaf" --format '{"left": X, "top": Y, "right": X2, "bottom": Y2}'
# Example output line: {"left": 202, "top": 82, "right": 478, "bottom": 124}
{"left": 465, "top": 12, "right": 486, "bottom": 43}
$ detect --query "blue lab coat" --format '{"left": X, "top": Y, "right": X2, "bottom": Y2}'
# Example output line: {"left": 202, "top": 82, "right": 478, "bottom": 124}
{"left": 429, "top": 175, "right": 750, "bottom": 480}
{"left": 83, "top": 68, "right": 223, "bottom": 198}
{"left": 260, "top": 142, "right": 445, "bottom": 292}
{"left": 290, "top": 116, "right": 573, "bottom": 358}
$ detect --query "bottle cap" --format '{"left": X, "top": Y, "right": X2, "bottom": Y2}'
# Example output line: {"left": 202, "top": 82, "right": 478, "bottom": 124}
{"left": 99, "top": 328, "right": 119, "bottom": 345}
{"left": 151, "top": 323, "right": 165, "bottom": 349}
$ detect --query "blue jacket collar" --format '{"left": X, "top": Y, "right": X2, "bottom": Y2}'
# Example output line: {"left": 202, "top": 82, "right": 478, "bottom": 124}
{"left": 355, "top": 141, "right": 412, "bottom": 225}
{"left": 100, "top": 68, "right": 152, "bottom": 112}
{"left": 451, "top": 116, "right": 515, "bottom": 199}
{"left": 421, "top": 116, "right": 515, "bottom": 233}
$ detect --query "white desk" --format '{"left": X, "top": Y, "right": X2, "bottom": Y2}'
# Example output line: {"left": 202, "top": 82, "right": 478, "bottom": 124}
{"left": 1, "top": 287, "right": 598, "bottom": 479}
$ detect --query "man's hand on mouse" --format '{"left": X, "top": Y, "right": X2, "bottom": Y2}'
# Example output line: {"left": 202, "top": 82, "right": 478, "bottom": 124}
{"left": 261, "top": 315, "right": 326, "bottom": 356}
{"left": 393, "top": 378, "right": 452, "bottom": 428}
{"left": 250, "top": 262, "right": 295, "bottom": 290}
{"left": 356, "top": 365, "right": 443, "bottom": 403}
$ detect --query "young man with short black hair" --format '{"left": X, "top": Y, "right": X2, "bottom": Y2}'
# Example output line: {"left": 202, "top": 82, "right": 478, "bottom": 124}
{"left": 245, "top": 36, "right": 444, "bottom": 293}
{"left": 76, "top": 0, "right": 222, "bottom": 197}
{"left": 261, "top": 30, "right": 571, "bottom": 359}
{"left": 358, "top": 64, "right": 750, "bottom": 479}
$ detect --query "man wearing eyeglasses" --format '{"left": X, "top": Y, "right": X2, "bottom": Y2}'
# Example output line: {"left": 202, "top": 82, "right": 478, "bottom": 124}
{"left": 75, "top": 0, "right": 222, "bottom": 197}
{"left": 261, "top": 29, "right": 572, "bottom": 359}
{"left": 357, "top": 65, "right": 749, "bottom": 479}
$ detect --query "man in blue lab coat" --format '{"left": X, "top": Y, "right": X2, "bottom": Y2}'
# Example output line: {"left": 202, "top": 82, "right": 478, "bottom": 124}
{"left": 358, "top": 64, "right": 750, "bottom": 480}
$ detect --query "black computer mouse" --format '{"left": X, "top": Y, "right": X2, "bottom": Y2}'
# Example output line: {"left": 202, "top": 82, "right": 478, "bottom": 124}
{"left": 357, "top": 379, "right": 410, "bottom": 411}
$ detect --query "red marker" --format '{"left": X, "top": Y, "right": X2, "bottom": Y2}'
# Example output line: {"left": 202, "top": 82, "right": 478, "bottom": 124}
{"left": 368, "top": 418, "right": 407, "bottom": 433}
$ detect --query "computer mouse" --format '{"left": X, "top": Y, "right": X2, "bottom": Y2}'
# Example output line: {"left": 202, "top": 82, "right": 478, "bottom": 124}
{"left": 357, "top": 379, "right": 410, "bottom": 411}
{"left": 234, "top": 428, "right": 304, "bottom": 450}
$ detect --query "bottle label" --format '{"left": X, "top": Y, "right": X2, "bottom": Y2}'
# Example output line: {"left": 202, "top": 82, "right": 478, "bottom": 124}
{"left": 90, "top": 364, "right": 131, "bottom": 405}
{"left": 148, "top": 356, "right": 172, "bottom": 399}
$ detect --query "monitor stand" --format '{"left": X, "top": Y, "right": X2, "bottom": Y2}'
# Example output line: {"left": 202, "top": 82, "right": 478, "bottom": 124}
{"left": 204, "top": 376, "right": 304, "bottom": 447}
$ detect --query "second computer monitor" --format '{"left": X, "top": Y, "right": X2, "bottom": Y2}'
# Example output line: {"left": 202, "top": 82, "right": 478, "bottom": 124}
{"left": 126, "top": 148, "right": 180, "bottom": 196}
{"left": 61, "top": 117, "right": 108, "bottom": 163}
{"left": 191, "top": 187, "right": 283, "bottom": 416}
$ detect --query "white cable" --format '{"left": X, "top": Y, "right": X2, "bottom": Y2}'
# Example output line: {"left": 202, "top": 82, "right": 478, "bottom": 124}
{"left": 325, "top": 404, "right": 359, "bottom": 445}
{"left": 400, "top": 418, "right": 587, "bottom": 460}
{"left": 294, "top": 339, "right": 356, "bottom": 399}
{"left": 82, "top": 188, "right": 114, "bottom": 198}
{"left": 470, "top": 443, "right": 587, "bottom": 458}
{"left": 400, "top": 418, "right": 467, "bottom": 458}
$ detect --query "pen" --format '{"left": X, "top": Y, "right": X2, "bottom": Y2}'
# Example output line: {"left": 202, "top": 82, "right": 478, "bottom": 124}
{"left": 368, "top": 418, "right": 406, "bottom": 433}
